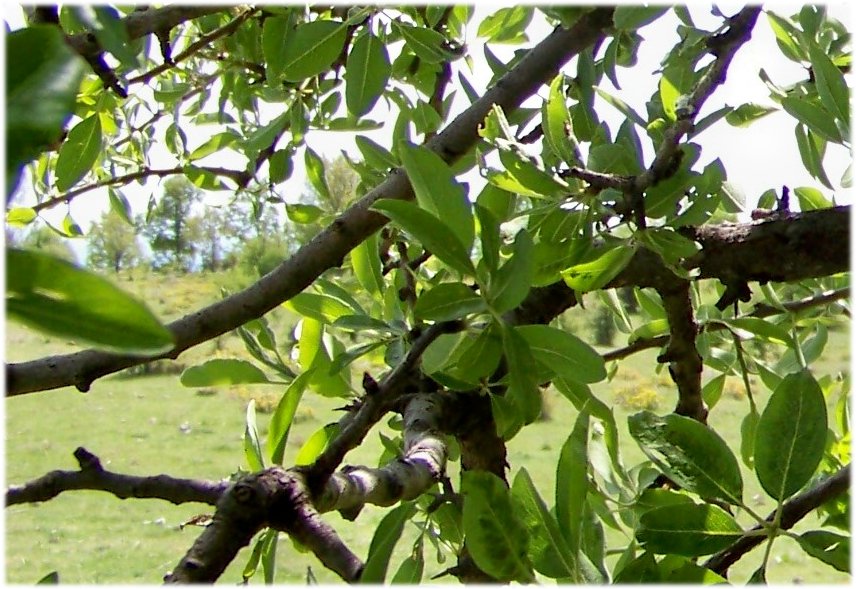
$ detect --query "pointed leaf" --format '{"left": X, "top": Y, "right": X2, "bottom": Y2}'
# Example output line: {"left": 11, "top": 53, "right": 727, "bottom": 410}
{"left": 244, "top": 400, "right": 265, "bottom": 471}
{"left": 346, "top": 31, "right": 390, "bottom": 117}
{"left": 181, "top": 359, "right": 281, "bottom": 387}
{"left": 414, "top": 283, "right": 486, "bottom": 322}
{"left": 755, "top": 370, "right": 828, "bottom": 501}
{"left": 278, "top": 20, "right": 347, "bottom": 82}
{"left": 555, "top": 412, "right": 589, "bottom": 557}
{"left": 502, "top": 324, "right": 542, "bottom": 424}
{"left": 629, "top": 411, "right": 743, "bottom": 504}
{"left": 267, "top": 371, "right": 312, "bottom": 465}
{"left": 55, "top": 114, "right": 102, "bottom": 191}
{"left": 371, "top": 199, "right": 474, "bottom": 276}
{"left": 637, "top": 504, "right": 744, "bottom": 556}
{"left": 294, "top": 423, "right": 339, "bottom": 466}
{"left": 561, "top": 244, "right": 636, "bottom": 293}
{"left": 516, "top": 325, "right": 605, "bottom": 384}
{"left": 361, "top": 503, "right": 416, "bottom": 583}
{"left": 285, "top": 292, "right": 353, "bottom": 324}
{"left": 399, "top": 143, "right": 474, "bottom": 251}
{"left": 488, "top": 229, "right": 533, "bottom": 314}
{"left": 797, "top": 531, "right": 850, "bottom": 572}
{"left": 462, "top": 471, "right": 534, "bottom": 582}
{"left": 512, "top": 468, "right": 576, "bottom": 579}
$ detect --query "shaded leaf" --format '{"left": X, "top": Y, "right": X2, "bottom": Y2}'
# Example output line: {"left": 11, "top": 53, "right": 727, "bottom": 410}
{"left": 181, "top": 359, "right": 281, "bottom": 387}
{"left": 55, "top": 114, "right": 102, "bottom": 191}
{"left": 361, "top": 503, "right": 416, "bottom": 583}
{"left": 243, "top": 400, "right": 265, "bottom": 471}
{"left": 797, "top": 531, "right": 850, "bottom": 572}
{"left": 637, "top": 503, "right": 744, "bottom": 556}
{"left": 346, "top": 32, "right": 390, "bottom": 117}
{"left": 517, "top": 325, "right": 605, "bottom": 384}
{"left": 414, "top": 283, "right": 486, "bottom": 322}
{"left": 7, "top": 249, "right": 173, "bottom": 354}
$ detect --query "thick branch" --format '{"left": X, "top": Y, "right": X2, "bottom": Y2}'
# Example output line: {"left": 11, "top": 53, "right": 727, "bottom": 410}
{"left": 6, "top": 8, "right": 616, "bottom": 396}
{"left": 704, "top": 464, "right": 851, "bottom": 576}
{"left": 6, "top": 447, "right": 228, "bottom": 506}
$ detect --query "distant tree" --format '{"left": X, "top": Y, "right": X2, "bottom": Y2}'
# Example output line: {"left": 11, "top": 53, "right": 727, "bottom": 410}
{"left": 86, "top": 211, "right": 141, "bottom": 273}
{"left": 141, "top": 177, "right": 202, "bottom": 272}
{"left": 21, "top": 225, "right": 76, "bottom": 263}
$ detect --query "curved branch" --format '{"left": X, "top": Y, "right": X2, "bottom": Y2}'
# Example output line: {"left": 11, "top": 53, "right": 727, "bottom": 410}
{"left": 5, "top": 447, "right": 228, "bottom": 507}
{"left": 6, "top": 8, "right": 616, "bottom": 397}
{"left": 703, "top": 464, "right": 851, "bottom": 576}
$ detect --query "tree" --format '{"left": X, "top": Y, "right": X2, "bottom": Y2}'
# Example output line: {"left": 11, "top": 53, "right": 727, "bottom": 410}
{"left": 142, "top": 177, "right": 203, "bottom": 272}
{"left": 86, "top": 210, "right": 141, "bottom": 272}
{"left": 20, "top": 224, "right": 77, "bottom": 263}
{"left": 5, "top": 5, "right": 851, "bottom": 585}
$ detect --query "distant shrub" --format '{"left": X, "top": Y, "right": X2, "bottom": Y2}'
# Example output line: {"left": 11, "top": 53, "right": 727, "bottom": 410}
{"left": 615, "top": 386, "right": 660, "bottom": 411}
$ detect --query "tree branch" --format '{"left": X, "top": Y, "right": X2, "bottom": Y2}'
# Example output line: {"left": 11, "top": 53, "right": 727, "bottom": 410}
{"left": 5, "top": 447, "right": 228, "bottom": 507}
{"left": 6, "top": 8, "right": 616, "bottom": 397}
{"left": 602, "top": 287, "right": 850, "bottom": 362}
{"left": 703, "top": 464, "right": 851, "bottom": 576}
{"left": 31, "top": 166, "right": 251, "bottom": 214}
{"left": 127, "top": 7, "right": 259, "bottom": 85}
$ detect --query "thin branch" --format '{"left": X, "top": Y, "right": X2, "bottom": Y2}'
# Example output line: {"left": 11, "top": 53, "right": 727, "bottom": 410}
{"left": 127, "top": 7, "right": 260, "bottom": 85}
{"left": 704, "top": 464, "right": 851, "bottom": 576}
{"left": 5, "top": 447, "right": 228, "bottom": 506}
{"left": 602, "top": 288, "right": 850, "bottom": 362}
{"left": 6, "top": 8, "right": 616, "bottom": 397}
{"left": 31, "top": 166, "right": 250, "bottom": 214}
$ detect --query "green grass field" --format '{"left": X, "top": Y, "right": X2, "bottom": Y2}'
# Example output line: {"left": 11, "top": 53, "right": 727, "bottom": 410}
{"left": 5, "top": 270, "right": 850, "bottom": 584}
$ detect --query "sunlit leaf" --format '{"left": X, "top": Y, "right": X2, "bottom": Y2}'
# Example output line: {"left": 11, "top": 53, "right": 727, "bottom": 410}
{"left": 55, "top": 114, "right": 102, "bottom": 191}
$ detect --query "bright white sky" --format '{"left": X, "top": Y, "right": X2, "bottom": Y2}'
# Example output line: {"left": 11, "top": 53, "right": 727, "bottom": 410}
{"left": 4, "top": 3, "right": 854, "bottom": 263}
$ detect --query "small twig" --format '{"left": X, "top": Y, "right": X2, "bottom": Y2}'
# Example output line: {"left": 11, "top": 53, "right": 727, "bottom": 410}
{"left": 6, "top": 447, "right": 228, "bottom": 506}
{"left": 703, "top": 464, "right": 851, "bottom": 576}
{"left": 128, "top": 7, "right": 260, "bottom": 85}
{"left": 601, "top": 288, "right": 850, "bottom": 362}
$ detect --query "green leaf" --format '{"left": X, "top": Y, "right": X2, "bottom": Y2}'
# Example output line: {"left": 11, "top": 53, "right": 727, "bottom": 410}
{"left": 702, "top": 374, "right": 726, "bottom": 410}
{"left": 477, "top": 6, "right": 533, "bottom": 44}
{"left": 181, "top": 359, "right": 281, "bottom": 387}
{"left": 767, "top": 12, "right": 806, "bottom": 63}
{"left": 794, "top": 186, "right": 832, "bottom": 210}
{"left": 517, "top": 325, "right": 606, "bottom": 384}
{"left": 350, "top": 232, "right": 384, "bottom": 295}
{"left": 561, "top": 244, "right": 636, "bottom": 293}
{"left": 6, "top": 26, "right": 86, "bottom": 195}
{"left": 636, "top": 228, "right": 700, "bottom": 265}
{"left": 269, "top": 149, "right": 294, "bottom": 184}
{"left": 55, "top": 114, "right": 102, "bottom": 191}
{"left": 511, "top": 468, "right": 576, "bottom": 579}
{"left": 659, "top": 60, "right": 694, "bottom": 121}
{"left": 629, "top": 318, "right": 670, "bottom": 344}
{"left": 356, "top": 136, "right": 398, "bottom": 171}
{"left": 286, "top": 203, "right": 324, "bottom": 224}
{"left": 797, "top": 531, "right": 850, "bottom": 572}
{"left": 244, "top": 399, "right": 265, "bottom": 471}
{"left": 782, "top": 95, "right": 843, "bottom": 143}
{"left": 304, "top": 146, "right": 330, "bottom": 202}
{"left": 555, "top": 412, "right": 589, "bottom": 558}
{"left": 462, "top": 471, "right": 534, "bottom": 582}
{"left": 594, "top": 88, "right": 647, "bottom": 129}
{"left": 628, "top": 411, "right": 743, "bottom": 504}
{"left": 395, "top": 23, "right": 454, "bottom": 63}
{"left": 371, "top": 199, "right": 474, "bottom": 276}
{"left": 450, "top": 326, "right": 502, "bottom": 383}
{"left": 497, "top": 149, "right": 569, "bottom": 198}
{"left": 346, "top": 31, "right": 391, "bottom": 117}
{"left": 637, "top": 504, "right": 744, "bottom": 556}
{"left": 391, "top": 541, "right": 424, "bottom": 583}
{"left": 276, "top": 20, "right": 348, "bottom": 82}
{"left": 613, "top": 6, "right": 669, "bottom": 30}
{"left": 108, "top": 189, "right": 133, "bottom": 225}
{"left": 723, "top": 317, "right": 791, "bottom": 345}
{"left": 188, "top": 131, "right": 239, "bottom": 161}
{"left": 399, "top": 143, "right": 474, "bottom": 251}
{"left": 294, "top": 423, "right": 339, "bottom": 466}
{"left": 285, "top": 292, "right": 353, "bottom": 324}
{"left": 502, "top": 324, "right": 542, "bottom": 424}
{"left": 414, "top": 283, "right": 486, "bottom": 322}
{"left": 361, "top": 503, "right": 416, "bottom": 583}
{"left": 267, "top": 371, "right": 311, "bottom": 465}
{"left": 543, "top": 74, "right": 579, "bottom": 164}
{"left": 6, "top": 207, "right": 37, "bottom": 227}
{"left": 754, "top": 370, "right": 827, "bottom": 501}
{"left": 488, "top": 229, "right": 533, "bottom": 314}
{"left": 794, "top": 124, "right": 833, "bottom": 189}
{"left": 6, "top": 249, "right": 173, "bottom": 354}
{"left": 725, "top": 103, "right": 778, "bottom": 127}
